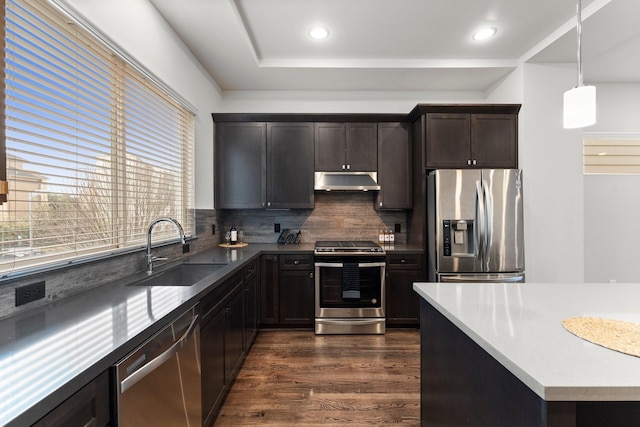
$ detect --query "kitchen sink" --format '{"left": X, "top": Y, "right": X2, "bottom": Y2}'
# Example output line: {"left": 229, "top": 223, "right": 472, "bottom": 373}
{"left": 127, "top": 263, "right": 227, "bottom": 287}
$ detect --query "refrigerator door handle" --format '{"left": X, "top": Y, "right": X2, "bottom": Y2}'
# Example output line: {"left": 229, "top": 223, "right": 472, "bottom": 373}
{"left": 474, "top": 180, "right": 486, "bottom": 262}
{"left": 481, "top": 178, "right": 492, "bottom": 270}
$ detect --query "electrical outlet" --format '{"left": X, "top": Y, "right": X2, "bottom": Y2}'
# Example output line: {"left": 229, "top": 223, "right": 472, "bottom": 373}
{"left": 395, "top": 223, "right": 401, "bottom": 233}
{"left": 15, "top": 281, "right": 46, "bottom": 307}
{"left": 274, "top": 223, "right": 280, "bottom": 233}
{"left": 182, "top": 243, "right": 190, "bottom": 254}
{"left": 211, "top": 224, "right": 216, "bottom": 235}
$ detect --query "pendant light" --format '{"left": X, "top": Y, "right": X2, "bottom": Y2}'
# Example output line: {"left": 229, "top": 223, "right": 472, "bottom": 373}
{"left": 563, "top": 0, "right": 596, "bottom": 129}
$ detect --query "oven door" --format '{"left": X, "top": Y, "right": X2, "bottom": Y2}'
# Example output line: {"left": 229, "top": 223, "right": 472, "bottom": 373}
{"left": 314, "top": 258, "right": 385, "bottom": 319}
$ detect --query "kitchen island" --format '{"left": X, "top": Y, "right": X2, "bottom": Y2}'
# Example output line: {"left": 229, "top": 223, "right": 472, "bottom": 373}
{"left": 413, "top": 282, "right": 640, "bottom": 426}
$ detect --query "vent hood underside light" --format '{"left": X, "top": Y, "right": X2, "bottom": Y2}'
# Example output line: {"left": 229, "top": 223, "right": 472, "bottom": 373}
{"left": 314, "top": 171, "right": 381, "bottom": 191}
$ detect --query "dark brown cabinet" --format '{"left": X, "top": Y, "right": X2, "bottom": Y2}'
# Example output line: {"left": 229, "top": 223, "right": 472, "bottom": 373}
{"left": 214, "top": 122, "right": 266, "bottom": 209}
{"left": 266, "top": 122, "right": 314, "bottom": 209}
{"left": 244, "top": 259, "right": 259, "bottom": 348}
{"left": 215, "top": 121, "right": 314, "bottom": 209}
{"left": 33, "top": 371, "right": 110, "bottom": 427}
{"left": 259, "top": 254, "right": 279, "bottom": 326}
{"left": 375, "top": 122, "right": 412, "bottom": 209}
{"left": 314, "top": 122, "right": 377, "bottom": 171}
{"left": 201, "top": 306, "right": 225, "bottom": 427}
{"left": 425, "top": 112, "right": 518, "bottom": 169}
{"left": 260, "top": 253, "right": 314, "bottom": 327}
{"left": 201, "top": 262, "right": 258, "bottom": 427}
{"left": 278, "top": 254, "right": 314, "bottom": 326}
{"left": 386, "top": 253, "right": 424, "bottom": 327}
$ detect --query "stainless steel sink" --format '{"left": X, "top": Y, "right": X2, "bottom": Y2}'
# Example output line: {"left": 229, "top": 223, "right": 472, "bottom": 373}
{"left": 128, "top": 263, "right": 227, "bottom": 287}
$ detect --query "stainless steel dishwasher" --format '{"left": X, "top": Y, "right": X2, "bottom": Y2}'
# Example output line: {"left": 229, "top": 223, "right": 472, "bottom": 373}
{"left": 115, "top": 305, "right": 201, "bottom": 427}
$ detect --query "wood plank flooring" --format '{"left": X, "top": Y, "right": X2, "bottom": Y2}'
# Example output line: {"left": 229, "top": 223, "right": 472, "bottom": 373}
{"left": 213, "top": 329, "right": 420, "bottom": 427}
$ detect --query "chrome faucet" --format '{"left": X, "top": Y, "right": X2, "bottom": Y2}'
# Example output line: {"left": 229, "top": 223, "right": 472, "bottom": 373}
{"left": 147, "top": 217, "right": 186, "bottom": 274}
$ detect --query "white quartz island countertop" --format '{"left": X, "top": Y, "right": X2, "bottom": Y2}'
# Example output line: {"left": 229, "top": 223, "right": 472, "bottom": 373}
{"left": 413, "top": 281, "right": 640, "bottom": 402}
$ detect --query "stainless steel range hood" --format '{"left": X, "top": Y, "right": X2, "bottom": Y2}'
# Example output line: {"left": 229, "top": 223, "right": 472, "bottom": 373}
{"left": 314, "top": 171, "right": 381, "bottom": 191}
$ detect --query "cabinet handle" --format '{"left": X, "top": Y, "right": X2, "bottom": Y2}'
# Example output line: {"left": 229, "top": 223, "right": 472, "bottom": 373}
{"left": 467, "top": 159, "right": 471, "bottom": 165}
{"left": 342, "top": 164, "right": 346, "bottom": 170}
{"left": 400, "top": 259, "right": 407, "bottom": 263}
{"left": 293, "top": 260, "right": 299, "bottom": 265}
{"left": 379, "top": 202, "right": 383, "bottom": 207}
{"left": 346, "top": 164, "right": 351, "bottom": 170}
{"left": 472, "top": 159, "right": 477, "bottom": 166}
{"left": 309, "top": 272, "right": 314, "bottom": 279}
{"left": 267, "top": 202, "right": 271, "bottom": 207}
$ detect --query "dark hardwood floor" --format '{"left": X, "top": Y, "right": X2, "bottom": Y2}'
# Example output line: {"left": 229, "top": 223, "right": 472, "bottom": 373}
{"left": 214, "top": 329, "right": 420, "bottom": 427}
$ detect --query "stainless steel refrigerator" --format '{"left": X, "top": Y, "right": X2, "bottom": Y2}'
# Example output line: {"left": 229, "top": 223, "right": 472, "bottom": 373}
{"left": 427, "top": 169, "right": 525, "bottom": 282}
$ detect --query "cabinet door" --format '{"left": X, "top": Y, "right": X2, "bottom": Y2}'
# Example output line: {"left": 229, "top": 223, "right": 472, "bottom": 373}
{"left": 425, "top": 113, "right": 471, "bottom": 168}
{"left": 244, "top": 274, "right": 258, "bottom": 348}
{"left": 471, "top": 114, "right": 518, "bottom": 168}
{"left": 225, "top": 288, "right": 245, "bottom": 381}
{"left": 386, "top": 254, "right": 423, "bottom": 327}
{"left": 314, "top": 122, "right": 345, "bottom": 171}
{"left": 260, "top": 255, "right": 279, "bottom": 325}
{"left": 346, "top": 122, "right": 377, "bottom": 171}
{"left": 201, "top": 309, "right": 226, "bottom": 427}
{"left": 279, "top": 269, "right": 315, "bottom": 326}
{"left": 215, "top": 122, "right": 266, "bottom": 208}
{"left": 33, "top": 371, "right": 110, "bottom": 427}
{"left": 376, "top": 122, "right": 412, "bottom": 209}
{"left": 386, "top": 269, "right": 421, "bottom": 326}
{"left": 267, "top": 123, "right": 314, "bottom": 209}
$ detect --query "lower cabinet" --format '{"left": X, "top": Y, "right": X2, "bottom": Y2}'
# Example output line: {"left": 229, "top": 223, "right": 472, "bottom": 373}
{"left": 201, "top": 258, "right": 260, "bottom": 427}
{"left": 386, "top": 253, "right": 424, "bottom": 327}
{"left": 260, "top": 253, "right": 315, "bottom": 327}
{"left": 244, "top": 262, "right": 259, "bottom": 348}
{"left": 33, "top": 371, "right": 110, "bottom": 427}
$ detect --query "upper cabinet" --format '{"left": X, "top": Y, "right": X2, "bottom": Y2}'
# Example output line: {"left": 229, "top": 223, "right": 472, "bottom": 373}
{"left": 215, "top": 122, "right": 266, "bottom": 209}
{"left": 410, "top": 104, "right": 520, "bottom": 169}
{"left": 376, "top": 122, "right": 412, "bottom": 210}
{"left": 214, "top": 121, "right": 314, "bottom": 209}
{"left": 315, "top": 122, "right": 377, "bottom": 171}
{"left": 266, "top": 123, "right": 314, "bottom": 209}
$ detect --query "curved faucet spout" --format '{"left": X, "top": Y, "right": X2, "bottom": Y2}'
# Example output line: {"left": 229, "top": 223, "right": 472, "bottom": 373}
{"left": 146, "top": 217, "right": 186, "bottom": 274}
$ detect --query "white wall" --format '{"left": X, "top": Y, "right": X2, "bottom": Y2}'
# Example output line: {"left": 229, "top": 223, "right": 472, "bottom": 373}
{"left": 65, "top": 0, "right": 223, "bottom": 209}
{"left": 219, "top": 90, "right": 486, "bottom": 114}
{"left": 584, "top": 84, "right": 640, "bottom": 283}
{"left": 518, "top": 63, "right": 585, "bottom": 283}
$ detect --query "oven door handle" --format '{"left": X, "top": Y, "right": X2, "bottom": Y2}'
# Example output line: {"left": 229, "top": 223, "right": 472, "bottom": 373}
{"left": 315, "top": 262, "right": 386, "bottom": 268}
{"left": 315, "top": 262, "right": 344, "bottom": 268}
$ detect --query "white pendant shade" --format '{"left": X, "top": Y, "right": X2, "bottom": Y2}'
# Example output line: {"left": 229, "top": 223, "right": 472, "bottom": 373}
{"left": 563, "top": 85, "right": 596, "bottom": 129}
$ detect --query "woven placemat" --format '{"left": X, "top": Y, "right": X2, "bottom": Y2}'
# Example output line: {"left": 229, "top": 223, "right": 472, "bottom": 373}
{"left": 562, "top": 317, "right": 640, "bottom": 358}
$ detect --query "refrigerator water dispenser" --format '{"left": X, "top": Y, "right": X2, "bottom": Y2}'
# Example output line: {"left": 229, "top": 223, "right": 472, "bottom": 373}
{"left": 443, "top": 220, "right": 474, "bottom": 257}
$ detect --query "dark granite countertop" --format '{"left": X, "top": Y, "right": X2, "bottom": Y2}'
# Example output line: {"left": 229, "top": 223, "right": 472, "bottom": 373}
{"left": 0, "top": 242, "right": 422, "bottom": 426}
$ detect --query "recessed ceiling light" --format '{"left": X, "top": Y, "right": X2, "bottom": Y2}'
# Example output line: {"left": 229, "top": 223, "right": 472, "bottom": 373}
{"left": 309, "top": 27, "right": 329, "bottom": 40}
{"left": 473, "top": 27, "right": 497, "bottom": 41}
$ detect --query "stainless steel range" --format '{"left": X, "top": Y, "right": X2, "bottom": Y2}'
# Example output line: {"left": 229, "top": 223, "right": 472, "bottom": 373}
{"left": 314, "top": 241, "right": 386, "bottom": 334}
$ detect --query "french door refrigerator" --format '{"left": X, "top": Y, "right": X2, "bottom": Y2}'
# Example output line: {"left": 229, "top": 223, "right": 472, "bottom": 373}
{"left": 427, "top": 169, "right": 525, "bottom": 282}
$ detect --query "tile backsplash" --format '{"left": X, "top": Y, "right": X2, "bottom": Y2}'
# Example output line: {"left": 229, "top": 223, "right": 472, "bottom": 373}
{"left": 217, "top": 192, "right": 407, "bottom": 244}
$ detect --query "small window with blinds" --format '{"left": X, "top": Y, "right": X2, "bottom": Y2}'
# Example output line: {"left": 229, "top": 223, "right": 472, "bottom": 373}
{"left": 1, "top": 0, "right": 195, "bottom": 275}
{"left": 584, "top": 136, "right": 640, "bottom": 174}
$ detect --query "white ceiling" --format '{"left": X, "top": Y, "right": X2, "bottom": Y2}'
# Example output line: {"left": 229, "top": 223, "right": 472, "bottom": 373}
{"left": 149, "top": 0, "right": 640, "bottom": 92}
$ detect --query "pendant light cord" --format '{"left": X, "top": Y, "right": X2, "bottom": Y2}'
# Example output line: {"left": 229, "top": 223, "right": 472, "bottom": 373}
{"left": 576, "top": 0, "right": 583, "bottom": 87}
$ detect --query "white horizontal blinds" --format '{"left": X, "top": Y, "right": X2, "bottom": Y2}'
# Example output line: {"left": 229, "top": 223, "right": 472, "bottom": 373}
{"left": 120, "top": 66, "right": 194, "bottom": 246}
{"left": 1, "top": 0, "right": 195, "bottom": 274}
{"left": 584, "top": 138, "right": 640, "bottom": 174}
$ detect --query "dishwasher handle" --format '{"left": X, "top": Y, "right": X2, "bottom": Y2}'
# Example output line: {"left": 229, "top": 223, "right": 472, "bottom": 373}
{"left": 120, "top": 314, "right": 199, "bottom": 394}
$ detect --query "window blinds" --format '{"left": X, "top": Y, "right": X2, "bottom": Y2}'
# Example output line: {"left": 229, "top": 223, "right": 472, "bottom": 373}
{"left": 584, "top": 137, "right": 640, "bottom": 174}
{"left": 1, "top": 0, "right": 195, "bottom": 274}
